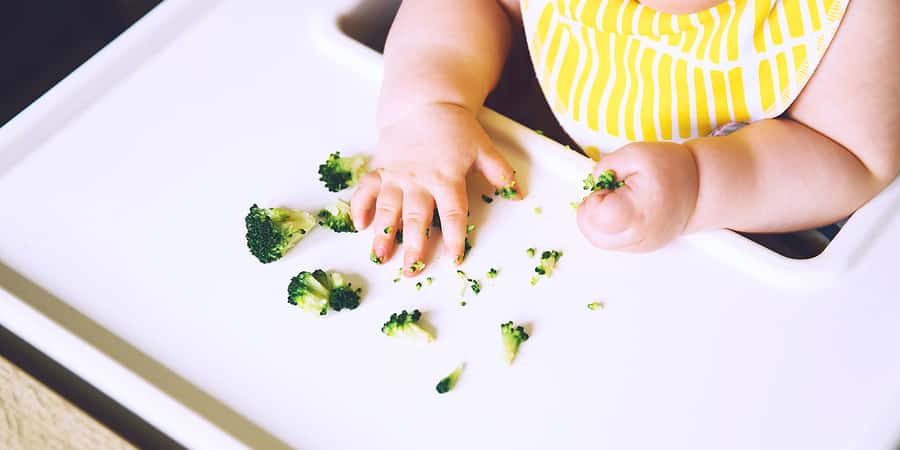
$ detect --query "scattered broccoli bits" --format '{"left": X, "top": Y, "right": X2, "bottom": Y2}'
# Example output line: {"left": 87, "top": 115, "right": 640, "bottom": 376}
{"left": 583, "top": 169, "right": 624, "bottom": 192}
{"left": 495, "top": 181, "right": 519, "bottom": 199}
{"left": 436, "top": 363, "right": 465, "bottom": 394}
{"left": 456, "top": 270, "right": 481, "bottom": 296}
{"left": 501, "top": 321, "right": 530, "bottom": 365}
{"left": 526, "top": 247, "right": 536, "bottom": 258}
{"left": 469, "top": 279, "right": 482, "bottom": 295}
{"left": 370, "top": 251, "right": 383, "bottom": 265}
{"left": 534, "top": 250, "right": 563, "bottom": 280}
{"left": 317, "top": 151, "right": 367, "bottom": 192}
{"left": 287, "top": 270, "right": 362, "bottom": 316}
{"left": 381, "top": 309, "right": 434, "bottom": 343}
{"left": 587, "top": 301, "right": 605, "bottom": 311}
{"left": 245, "top": 204, "right": 317, "bottom": 263}
{"left": 487, "top": 268, "right": 498, "bottom": 279}
{"left": 317, "top": 199, "right": 356, "bottom": 233}
{"left": 481, "top": 194, "right": 494, "bottom": 204}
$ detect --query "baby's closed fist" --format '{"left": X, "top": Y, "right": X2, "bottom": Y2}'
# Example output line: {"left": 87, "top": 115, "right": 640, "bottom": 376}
{"left": 576, "top": 142, "right": 699, "bottom": 251}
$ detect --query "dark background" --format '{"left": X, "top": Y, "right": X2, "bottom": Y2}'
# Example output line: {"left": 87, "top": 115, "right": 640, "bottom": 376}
{"left": 0, "top": 0, "right": 161, "bottom": 126}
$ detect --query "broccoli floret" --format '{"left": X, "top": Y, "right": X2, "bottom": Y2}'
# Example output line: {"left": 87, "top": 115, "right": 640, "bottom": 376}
{"left": 469, "top": 278, "right": 482, "bottom": 295}
{"left": 317, "top": 199, "right": 356, "bottom": 233}
{"left": 587, "top": 301, "right": 605, "bottom": 311}
{"left": 487, "top": 268, "right": 498, "bottom": 279}
{"left": 494, "top": 181, "right": 519, "bottom": 199}
{"left": 436, "top": 363, "right": 465, "bottom": 394}
{"left": 425, "top": 277, "right": 433, "bottom": 286}
{"left": 317, "top": 151, "right": 367, "bottom": 192}
{"left": 534, "top": 250, "right": 563, "bottom": 277}
{"left": 381, "top": 309, "right": 434, "bottom": 343}
{"left": 287, "top": 270, "right": 362, "bottom": 315}
{"left": 526, "top": 247, "right": 536, "bottom": 258}
{"left": 583, "top": 170, "right": 624, "bottom": 192}
{"left": 415, "top": 281, "right": 423, "bottom": 291}
{"left": 245, "top": 204, "right": 317, "bottom": 263}
{"left": 481, "top": 194, "right": 494, "bottom": 204}
{"left": 501, "top": 321, "right": 530, "bottom": 365}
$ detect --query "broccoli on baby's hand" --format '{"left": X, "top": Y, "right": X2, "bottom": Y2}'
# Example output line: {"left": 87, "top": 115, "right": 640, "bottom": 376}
{"left": 317, "top": 199, "right": 356, "bottom": 233}
{"left": 317, "top": 151, "right": 367, "bottom": 192}
{"left": 245, "top": 204, "right": 317, "bottom": 263}
{"left": 287, "top": 270, "right": 362, "bottom": 316}
{"left": 583, "top": 170, "right": 624, "bottom": 192}
{"left": 500, "top": 321, "right": 530, "bottom": 365}
{"left": 494, "top": 180, "right": 519, "bottom": 199}
{"left": 381, "top": 309, "right": 434, "bottom": 343}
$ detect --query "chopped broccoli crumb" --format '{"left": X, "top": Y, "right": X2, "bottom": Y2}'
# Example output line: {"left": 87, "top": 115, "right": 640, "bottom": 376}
{"left": 384, "top": 226, "right": 392, "bottom": 234}
{"left": 370, "top": 251, "right": 382, "bottom": 265}
{"left": 459, "top": 301, "right": 467, "bottom": 307}
{"left": 530, "top": 276, "right": 538, "bottom": 286}
{"left": 393, "top": 277, "right": 401, "bottom": 283}
{"left": 287, "top": 270, "right": 362, "bottom": 315}
{"left": 436, "top": 363, "right": 465, "bottom": 394}
{"left": 533, "top": 250, "right": 563, "bottom": 282}
{"left": 535, "top": 129, "right": 544, "bottom": 135}
{"left": 500, "top": 321, "right": 530, "bottom": 365}
{"left": 415, "top": 281, "right": 423, "bottom": 291}
{"left": 526, "top": 248, "right": 536, "bottom": 258}
{"left": 317, "top": 151, "right": 367, "bottom": 192}
{"left": 317, "top": 199, "right": 356, "bottom": 233}
{"left": 425, "top": 277, "right": 433, "bottom": 286}
{"left": 469, "top": 278, "right": 482, "bottom": 295}
{"left": 466, "top": 224, "right": 476, "bottom": 233}
{"left": 481, "top": 194, "right": 494, "bottom": 204}
{"left": 587, "top": 301, "right": 605, "bottom": 311}
{"left": 487, "top": 268, "right": 498, "bottom": 279}
{"left": 533, "top": 206, "right": 542, "bottom": 215}
{"left": 409, "top": 261, "right": 425, "bottom": 273}
{"left": 495, "top": 181, "right": 519, "bottom": 199}
{"left": 583, "top": 170, "right": 624, "bottom": 192}
{"left": 245, "top": 204, "right": 317, "bottom": 263}
{"left": 381, "top": 309, "right": 434, "bottom": 343}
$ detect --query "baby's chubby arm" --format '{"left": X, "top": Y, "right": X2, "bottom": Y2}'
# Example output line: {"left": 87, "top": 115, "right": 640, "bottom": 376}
{"left": 577, "top": 0, "right": 900, "bottom": 251}
{"left": 351, "top": 0, "right": 523, "bottom": 274}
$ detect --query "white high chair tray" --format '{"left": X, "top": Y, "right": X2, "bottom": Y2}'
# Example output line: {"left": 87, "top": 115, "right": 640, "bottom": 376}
{"left": 1, "top": 1, "right": 898, "bottom": 449}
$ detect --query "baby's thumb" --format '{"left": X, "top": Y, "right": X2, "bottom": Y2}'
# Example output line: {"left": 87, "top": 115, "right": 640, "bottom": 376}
{"left": 576, "top": 190, "right": 636, "bottom": 246}
{"left": 474, "top": 144, "right": 523, "bottom": 199}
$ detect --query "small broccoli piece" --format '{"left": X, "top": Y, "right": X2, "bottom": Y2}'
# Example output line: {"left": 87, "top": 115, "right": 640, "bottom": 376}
{"left": 583, "top": 170, "right": 624, "bottom": 192}
{"left": 409, "top": 260, "right": 425, "bottom": 273}
{"left": 381, "top": 310, "right": 434, "bottom": 343}
{"left": 370, "top": 251, "right": 382, "bottom": 265}
{"left": 287, "top": 270, "right": 362, "bottom": 315}
{"left": 526, "top": 247, "right": 536, "bottom": 258}
{"left": 534, "top": 129, "right": 544, "bottom": 135}
{"left": 317, "top": 151, "right": 367, "bottom": 192}
{"left": 469, "top": 278, "right": 482, "bottom": 295}
{"left": 487, "top": 268, "right": 498, "bottom": 279}
{"left": 534, "top": 250, "right": 563, "bottom": 277}
{"left": 393, "top": 277, "right": 401, "bottom": 283}
{"left": 436, "top": 363, "right": 465, "bottom": 394}
{"left": 384, "top": 226, "right": 392, "bottom": 234}
{"left": 494, "top": 181, "right": 519, "bottom": 199}
{"left": 245, "top": 204, "right": 317, "bottom": 263}
{"left": 587, "top": 301, "right": 605, "bottom": 311}
{"left": 501, "top": 321, "right": 530, "bottom": 365}
{"left": 569, "top": 201, "right": 581, "bottom": 210}
{"left": 459, "top": 301, "right": 467, "bottom": 306}
{"left": 481, "top": 194, "right": 494, "bottom": 204}
{"left": 317, "top": 199, "right": 356, "bottom": 233}
{"left": 425, "top": 277, "right": 433, "bottom": 286}
{"left": 533, "top": 206, "right": 542, "bottom": 215}
{"left": 415, "top": 281, "right": 423, "bottom": 291}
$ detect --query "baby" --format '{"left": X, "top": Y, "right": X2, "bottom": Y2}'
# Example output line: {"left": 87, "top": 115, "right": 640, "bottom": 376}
{"left": 349, "top": 0, "right": 899, "bottom": 275}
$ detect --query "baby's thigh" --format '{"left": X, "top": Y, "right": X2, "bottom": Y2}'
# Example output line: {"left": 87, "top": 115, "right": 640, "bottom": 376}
{"left": 788, "top": 0, "right": 900, "bottom": 181}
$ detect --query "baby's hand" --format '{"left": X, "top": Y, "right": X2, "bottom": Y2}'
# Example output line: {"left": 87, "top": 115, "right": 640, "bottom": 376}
{"left": 576, "top": 142, "right": 699, "bottom": 251}
{"left": 351, "top": 103, "right": 521, "bottom": 275}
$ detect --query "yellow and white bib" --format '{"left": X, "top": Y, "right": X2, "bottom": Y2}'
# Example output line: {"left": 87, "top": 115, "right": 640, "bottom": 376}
{"left": 521, "top": 0, "right": 849, "bottom": 155}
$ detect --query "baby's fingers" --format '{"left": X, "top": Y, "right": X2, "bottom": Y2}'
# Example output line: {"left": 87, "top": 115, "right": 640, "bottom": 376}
{"left": 370, "top": 184, "right": 402, "bottom": 264}
{"left": 401, "top": 188, "right": 435, "bottom": 277}
{"left": 475, "top": 144, "right": 524, "bottom": 200}
{"left": 351, "top": 172, "right": 381, "bottom": 230}
{"left": 432, "top": 182, "right": 469, "bottom": 264}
